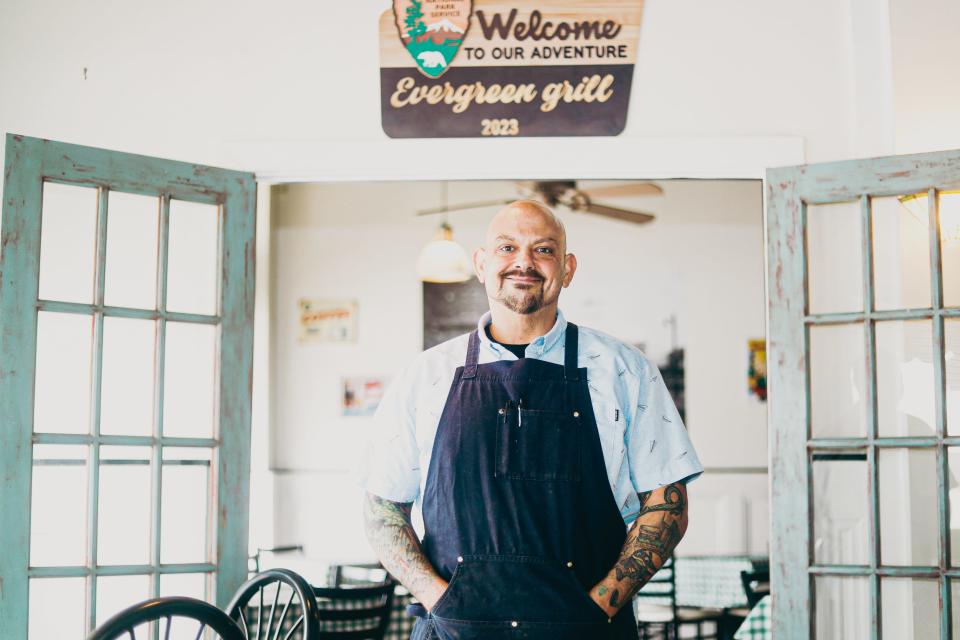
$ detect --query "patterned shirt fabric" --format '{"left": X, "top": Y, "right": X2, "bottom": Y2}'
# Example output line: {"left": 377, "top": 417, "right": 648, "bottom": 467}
{"left": 360, "top": 310, "right": 703, "bottom": 524}
{"left": 734, "top": 595, "right": 772, "bottom": 639}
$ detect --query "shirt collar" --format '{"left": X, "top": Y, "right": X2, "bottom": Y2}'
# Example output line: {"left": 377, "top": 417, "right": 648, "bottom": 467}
{"left": 476, "top": 309, "right": 568, "bottom": 358}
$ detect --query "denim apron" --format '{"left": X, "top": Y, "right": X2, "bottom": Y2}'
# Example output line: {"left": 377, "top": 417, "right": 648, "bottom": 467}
{"left": 409, "top": 323, "right": 637, "bottom": 639}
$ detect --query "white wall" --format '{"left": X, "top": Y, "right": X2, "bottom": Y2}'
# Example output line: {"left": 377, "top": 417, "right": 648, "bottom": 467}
{"left": 890, "top": 0, "right": 960, "bottom": 154}
{"left": 0, "top": 0, "right": 871, "bottom": 181}
{"left": 268, "top": 179, "right": 767, "bottom": 572}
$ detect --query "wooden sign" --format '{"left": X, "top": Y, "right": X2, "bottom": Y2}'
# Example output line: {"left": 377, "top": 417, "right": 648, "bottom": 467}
{"left": 380, "top": 0, "right": 644, "bottom": 138}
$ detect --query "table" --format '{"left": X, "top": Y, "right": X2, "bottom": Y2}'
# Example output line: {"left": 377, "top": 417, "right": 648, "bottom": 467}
{"left": 676, "top": 555, "right": 769, "bottom": 609}
{"left": 733, "top": 595, "right": 771, "bottom": 640}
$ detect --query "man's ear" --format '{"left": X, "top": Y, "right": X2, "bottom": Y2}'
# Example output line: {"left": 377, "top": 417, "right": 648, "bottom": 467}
{"left": 562, "top": 253, "right": 577, "bottom": 288}
{"left": 472, "top": 247, "right": 487, "bottom": 283}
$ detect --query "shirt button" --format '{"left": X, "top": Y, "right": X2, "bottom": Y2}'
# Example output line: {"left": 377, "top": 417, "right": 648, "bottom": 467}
{"left": 457, "top": 556, "right": 464, "bottom": 563}
{"left": 498, "top": 408, "right": 505, "bottom": 415}
{"left": 511, "top": 621, "right": 518, "bottom": 628}
{"left": 566, "top": 561, "right": 574, "bottom": 568}
{"left": 573, "top": 411, "right": 580, "bottom": 418}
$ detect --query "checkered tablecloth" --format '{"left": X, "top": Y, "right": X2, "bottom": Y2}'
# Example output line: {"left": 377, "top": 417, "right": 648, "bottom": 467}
{"left": 734, "top": 595, "right": 771, "bottom": 640}
{"left": 676, "top": 555, "right": 768, "bottom": 609}
{"left": 386, "top": 592, "right": 414, "bottom": 639}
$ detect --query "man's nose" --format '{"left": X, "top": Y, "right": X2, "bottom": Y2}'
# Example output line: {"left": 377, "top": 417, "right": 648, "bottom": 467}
{"left": 512, "top": 247, "right": 535, "bottom": 270}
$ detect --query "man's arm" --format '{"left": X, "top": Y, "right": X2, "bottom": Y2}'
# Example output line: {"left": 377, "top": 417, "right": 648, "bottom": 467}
{"left": 589, "top": 481, "right": 689, "bottom": 616}
{"left": 362, "top": 491, "right": 447, "bottom": 608}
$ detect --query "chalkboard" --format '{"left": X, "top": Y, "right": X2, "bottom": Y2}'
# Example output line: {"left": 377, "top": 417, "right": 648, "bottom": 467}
{"left": 423, "top": 280, "right": 489, "bottom": 350}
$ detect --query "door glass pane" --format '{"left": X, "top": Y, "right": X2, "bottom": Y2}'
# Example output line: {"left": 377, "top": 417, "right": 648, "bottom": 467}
{"left": 872, "top": 195, "right": 931, "bottom": 311}
{"left": 807, "top": 201, "right": 863, "bottom": 314}
{"left": 38, "top": 182, "right": 97, "bottom": 304}
{"left": 813, "top": 455, "right": 869, "bottom": 565}
{"left": 96, "top": 574, "right": 151, "bottom": 626}
{"left": 161, "top": 447, "right": 212, "bottom": 564}
{"left": 100, "top": 317, "right": 155, "bottom": 436}
{"left": 34, "top": 311, "right": 92, "bottom": 434}
{"left": 810, "top": 323, "right": 867, "bottom": 438}
{"left": 167, "top": 200, "right": 219, "bottom": 315}
{"left": 947, "top": 320, "right": 960, "bottom": 436}
{"left": 881, "top": 578, "right": 939, "bottom": 639}
{"left": 97, "top": 446, "right": 152, "bottom": 566}
{"left": 815, "top": 576, "right": 869, "bottom": 640}
{"left": 941, "top": 192, "right": 960, "bottom": 308}
{"left": 163, "top": 322, "right": 217, "bottom": 438}
{"left": 104, "top": 191, "right": 159, "bottom": 309}
{"left": 876, "top": 320, "right": 936, "bottom": 437}
{"left": 953, "top": 580, "right": 960, "bottom": 638}
{"left": 948, "top": 447, "right": 960, "bottom": 568}
{"left": 30, "top": 445, "right": 87, "bottom": 566}
{"left": 28, "top": 577, "right": 85, "bottom": 639}
{"left": 160, "top": 572, "right": 208, "bottom": 600}
{"left": 879, "top": 448, "right": 938, "bottom": 566}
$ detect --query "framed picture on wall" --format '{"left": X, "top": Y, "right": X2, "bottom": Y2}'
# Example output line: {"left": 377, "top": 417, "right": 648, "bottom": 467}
{"left": 299, "top": 298, "right": 358, "bottom": 343}
{"left": 342, "top": 376, "right": 388, "bottom": 417}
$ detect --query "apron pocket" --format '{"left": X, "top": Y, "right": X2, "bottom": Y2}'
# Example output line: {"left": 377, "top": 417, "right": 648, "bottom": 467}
{"left": 496, "top": 408, "right": 581, "bottom": 481}
{"left": 430, "top": 555, "right": 610, "bottom": 640}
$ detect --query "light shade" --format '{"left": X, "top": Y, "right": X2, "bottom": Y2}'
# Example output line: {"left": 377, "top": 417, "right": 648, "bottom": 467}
{"left": 899, "top": 192, "right": 960, "bottom": 242}
{"left": 417, "top": 223, "right": 472, "bottom": 283}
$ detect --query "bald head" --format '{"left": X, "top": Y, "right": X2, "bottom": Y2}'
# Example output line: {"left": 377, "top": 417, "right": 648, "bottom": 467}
{"left": 473, "top": 199, "right": 577, "bottom": 317}
{"left": 485, "top": 200, "right": 567, "bottom": 255}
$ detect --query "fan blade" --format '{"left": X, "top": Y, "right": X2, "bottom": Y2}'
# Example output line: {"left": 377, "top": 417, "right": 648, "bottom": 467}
{"left": 578, "top": 182, "right": 663, "bottom": 198}
{"left": 581, "top": 202, "right": 656, "bottom": 224}
{"left": 416, "top": 199, "right": 512, "bottom": 216}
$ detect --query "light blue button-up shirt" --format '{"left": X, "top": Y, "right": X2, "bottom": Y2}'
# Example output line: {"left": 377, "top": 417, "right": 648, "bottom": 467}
{"left": 361, "top": 310, "right": 703, "bottom": 525}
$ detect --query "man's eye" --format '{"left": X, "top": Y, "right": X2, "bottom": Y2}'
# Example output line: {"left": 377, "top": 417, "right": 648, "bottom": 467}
{"left": 498, "top": 245, "right": 514, "bottom": 253}
{"left": 535, "top": 247, "right": 554, "bottom": 254}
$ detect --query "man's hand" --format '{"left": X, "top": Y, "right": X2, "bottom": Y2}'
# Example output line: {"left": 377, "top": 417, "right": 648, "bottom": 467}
{"left": 362, "top": 492, "right": 448, "bottom": 609}
{"left": 589, "top": 482, "right": 689, "bottom": 616}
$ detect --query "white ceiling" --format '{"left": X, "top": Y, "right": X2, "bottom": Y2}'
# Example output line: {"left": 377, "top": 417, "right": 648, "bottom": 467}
{"left": 272, "top": 179, "right": 763, "bottom": 228}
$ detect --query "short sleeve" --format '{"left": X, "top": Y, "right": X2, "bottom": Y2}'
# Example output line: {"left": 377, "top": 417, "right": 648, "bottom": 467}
{"left": 626, "top": 362, "right": 703, "bottom": 494}
{"left": 357, "top": 365, "right": 422, "bottom": 503}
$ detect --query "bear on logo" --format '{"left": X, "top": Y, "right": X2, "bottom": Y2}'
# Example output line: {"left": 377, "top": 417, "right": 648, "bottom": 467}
{"left": 417, "top": 50, "right": 447, "bottom": 68}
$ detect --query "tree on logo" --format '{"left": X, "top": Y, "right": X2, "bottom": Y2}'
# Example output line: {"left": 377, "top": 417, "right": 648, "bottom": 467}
{"left": 404, "top": 0, "right": 427, "bottom": 42}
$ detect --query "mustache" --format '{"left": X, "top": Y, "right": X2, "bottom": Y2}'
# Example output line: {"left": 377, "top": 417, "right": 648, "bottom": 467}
{"left": 499, "top": 269, "right": 544, "bottom": 280}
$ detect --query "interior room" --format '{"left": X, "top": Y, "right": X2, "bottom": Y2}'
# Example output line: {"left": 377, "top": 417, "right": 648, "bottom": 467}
{"left": 2, "top": 1, "right": 960, "bottom": 639}
{"left": 265, "top": 178, "right": 768, "bottom": 563}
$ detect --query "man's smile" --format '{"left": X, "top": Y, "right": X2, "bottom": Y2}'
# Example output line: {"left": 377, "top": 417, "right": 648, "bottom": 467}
{"left": 503, "top": 274, "right": 543, "bottom": 285}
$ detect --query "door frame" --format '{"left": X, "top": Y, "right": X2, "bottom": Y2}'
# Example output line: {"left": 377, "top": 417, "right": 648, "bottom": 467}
{"left": 0, "top": 134, "right": 257, "bottom": 638}
{"left": 766, "top": 149, "right": 960, "bottom": 638}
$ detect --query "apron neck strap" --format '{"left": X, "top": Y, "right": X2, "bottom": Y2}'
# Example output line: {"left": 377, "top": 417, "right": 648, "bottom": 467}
{"left": 464, "top": 321, "right": 578, "bottom": 379}
{"left": 463, "top": 329, "right": 481, "bottom": 378}
{"left": 564, "top": 323, "right": 579, "bottom": 381}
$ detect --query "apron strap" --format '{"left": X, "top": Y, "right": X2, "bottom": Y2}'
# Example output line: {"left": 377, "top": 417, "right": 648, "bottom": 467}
{"left": 564, "top": 322, "right": 579, "bottom": 381}
{"left": 463, "top": 329, "right": 481, "bottom": 379}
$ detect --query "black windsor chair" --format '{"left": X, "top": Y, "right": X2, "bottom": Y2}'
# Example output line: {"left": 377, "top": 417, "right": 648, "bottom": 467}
{"left": 312, "top": 582, "right": 396, "bottom": 640}
{"left": 86, "top": 596, "right": 246, "bottom": 640}
{"left": 739, "top": 569, "right": 770, "bottom": 608}
{"left": 227, "top": 568, "right": 321, "bottom": 640}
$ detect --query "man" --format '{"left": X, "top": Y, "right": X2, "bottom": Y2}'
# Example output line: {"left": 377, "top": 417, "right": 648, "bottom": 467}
{"left": 361, "top": 200, "right": 702, "bottom": 639}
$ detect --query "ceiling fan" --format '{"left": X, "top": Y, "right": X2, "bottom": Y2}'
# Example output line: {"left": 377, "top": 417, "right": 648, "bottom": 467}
{"left": 416, "top": 181, "right": 662, "bottom": 225}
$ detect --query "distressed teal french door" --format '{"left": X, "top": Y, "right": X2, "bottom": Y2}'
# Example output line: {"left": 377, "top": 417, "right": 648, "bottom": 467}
{"left": 0, "top": 135, "right": 256, "bottom": 638}
{"left": 767, "top": 150, "right": 960, "bottom": 639}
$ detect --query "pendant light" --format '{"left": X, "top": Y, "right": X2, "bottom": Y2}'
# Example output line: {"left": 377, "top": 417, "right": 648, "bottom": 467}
{"left": 899, "top": 191, "right": 960, "bottom": 242}
{"left": 417, "top": 184, "right": 472, "bottom": 283}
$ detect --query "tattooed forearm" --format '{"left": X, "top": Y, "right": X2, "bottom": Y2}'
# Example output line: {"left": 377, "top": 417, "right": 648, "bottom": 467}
{"left": 589, "top": 482, "right": 688, "bottom": 616}
{"left": 362, "top": 492, "right": 446, "bottom": 608}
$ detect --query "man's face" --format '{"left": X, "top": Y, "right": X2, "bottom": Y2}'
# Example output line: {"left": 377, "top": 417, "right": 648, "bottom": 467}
{"left": 473, "top": 203, "right": 577, "bottom": 315}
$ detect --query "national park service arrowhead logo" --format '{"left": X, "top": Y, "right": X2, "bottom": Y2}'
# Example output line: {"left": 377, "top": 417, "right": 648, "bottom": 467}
{"left": 393, "top": 0, "right": 472, "bottom": 78}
